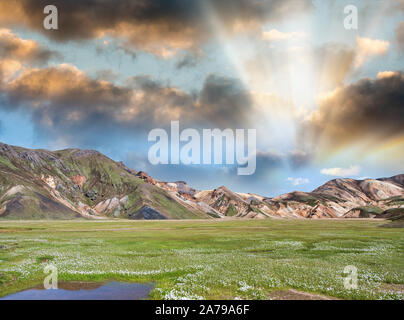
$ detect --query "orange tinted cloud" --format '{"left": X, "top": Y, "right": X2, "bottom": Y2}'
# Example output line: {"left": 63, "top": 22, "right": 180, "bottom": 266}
{"left": 0, "top": 62, "right": 257, "bottom": 146}
{"left": 0, "top": 29, "right": 59, "bottom": 84}
{"left": 0, "top": 28, "right": 59, "bottom": 64}
{"left": 355, "top": 37, "right": 390, "bottom": 67}
{"left": 0, "top": 0, "right": 312, "bottom": 56}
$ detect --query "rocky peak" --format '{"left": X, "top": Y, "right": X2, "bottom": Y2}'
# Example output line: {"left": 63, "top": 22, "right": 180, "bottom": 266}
{"left": 117, "top": 161, "right": 138, "bottom": 175}
{"left": 378, "top": 174, "right": 404, "bottom": 188}
{"left": 0, "top": 142, "right": 18, "bottom": 159}
{"left": 136, "top": 171, "right": 156, "bottom": 184}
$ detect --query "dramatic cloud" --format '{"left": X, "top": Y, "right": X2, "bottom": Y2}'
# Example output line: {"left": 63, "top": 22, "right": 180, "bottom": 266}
{"left": 0, "top": 59, "right": 21, "bottom": 83}
{"left": 6, "top": 64, "right": 131, "bottom": 108}
{"left": 198, "top": 74, "right": 252, "bottom": 128}
{"left": 127, "top": 73, "right": 253, "bottom": 128}
{"left": 0, "top": 0, "right": 312, "bottom": 56}
{"left": 355, "top": 37, "right": 390, "bottom": 67}
{"left": 321, "top": 165, "right": 361, "bottom": 177}
{"left": 0, "top": 28, "right": 59, "bottom": 64}
{"left": 0, "top": 63, "right": 255, "bottom": 145}
{"left": 306, "top": 71, "right": 404, "bottom": 150}
{"left": 0, "top": 29, "right": 60, "bottom": 85}
{"left": 377, "top": 71, "right": 400, "bottom": 79}
{"left": 1, "top": 64, "right": 134, "bottom": 145}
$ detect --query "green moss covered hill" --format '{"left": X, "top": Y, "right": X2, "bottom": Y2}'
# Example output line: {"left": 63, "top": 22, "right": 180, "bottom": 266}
{"left": 0, "top": 142, "right": 207, "bottom": 220}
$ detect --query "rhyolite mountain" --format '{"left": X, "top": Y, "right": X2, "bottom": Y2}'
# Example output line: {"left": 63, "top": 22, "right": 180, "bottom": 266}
{"left": 0, "top": 142, "right": 403, "bottom": 220}
{"left": 0, "top": 142, "right": 211, "bottom": 220}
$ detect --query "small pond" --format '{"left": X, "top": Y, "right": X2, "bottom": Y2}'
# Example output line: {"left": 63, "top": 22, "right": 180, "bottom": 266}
{"left": 0, "top": 281, "right": 154, "bottom": 300}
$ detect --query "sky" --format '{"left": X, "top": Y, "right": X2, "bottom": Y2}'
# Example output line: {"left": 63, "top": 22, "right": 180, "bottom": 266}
{"left": 0, "top": 0, "right": 403, "bottom": 197}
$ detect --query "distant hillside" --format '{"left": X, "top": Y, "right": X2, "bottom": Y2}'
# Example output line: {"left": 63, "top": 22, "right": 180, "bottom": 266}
{"left": 0, "top": 142, "right": 403, "bottom": 221}
{"left": 264, "top": 176, "right": 404, "bottom": 219}
{"left": 0, "top": 142, "right": 209, "bottom": 220}
{"left": 191, "top": 176, "right": 404, "bottom": 220}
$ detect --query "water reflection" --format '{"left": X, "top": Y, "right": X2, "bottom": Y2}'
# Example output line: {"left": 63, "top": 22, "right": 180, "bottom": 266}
{"left": 1, "top": 281, "right": 154, "bottom": 300}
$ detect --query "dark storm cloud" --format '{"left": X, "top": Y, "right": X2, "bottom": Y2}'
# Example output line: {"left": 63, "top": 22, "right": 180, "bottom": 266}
{"left": 305, "top": 71, "right": 404, "bottom": 148}
{"left": 0, "top": 64, "right": 134, "bottom": 145}
{"left": 127, "top": 73, "right": 253, "bottom": 128}
{"left": 199, "top": 74, "right": 252, "bottom": 128}
{"left": 0, "top": 0, "right": 312, "bottom": 55}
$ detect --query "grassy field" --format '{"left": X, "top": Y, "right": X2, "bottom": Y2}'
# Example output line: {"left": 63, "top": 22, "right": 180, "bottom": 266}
{"left": 0, "top": 219, "right": 403, "bottom": 300}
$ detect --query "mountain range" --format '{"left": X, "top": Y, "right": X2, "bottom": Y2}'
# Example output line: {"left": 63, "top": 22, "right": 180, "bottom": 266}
{"left": 0, "top": 142, "right": 403, "bottom": 223}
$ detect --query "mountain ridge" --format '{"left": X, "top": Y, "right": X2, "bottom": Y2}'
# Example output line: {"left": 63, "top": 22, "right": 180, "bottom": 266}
{"left": 0, "top": 142, "right": 403, "bottom": 220}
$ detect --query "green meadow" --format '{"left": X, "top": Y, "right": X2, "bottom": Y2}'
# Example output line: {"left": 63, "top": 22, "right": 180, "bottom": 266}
{"left": 0, "top": 219, "right": 403, "bottom": 300}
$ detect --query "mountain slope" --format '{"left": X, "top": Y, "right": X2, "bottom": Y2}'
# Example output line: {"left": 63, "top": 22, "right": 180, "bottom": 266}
{"left": 0, "top": 143, "right": 208, "bottom": 220}
{"left": 193, "top": 176, "right": 404, "bottom": 219}
{"left": 264, "top": 176, "right": 404, "bottom": 219}
{"left": 0, "top": 142, "right": 403, "bottom": 220}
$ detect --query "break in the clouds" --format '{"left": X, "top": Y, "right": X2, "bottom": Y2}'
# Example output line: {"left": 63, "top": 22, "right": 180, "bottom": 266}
{"left": 243, "top": 35, "right": 391, "bottom": 102}
{"left": 312, "top": 43, "right": 356, "bottom": 91}
{"left": 0, "top": 0, "right": 312, "bottom": 56}
{"left": 311, "top": 37, "right": 390, "bottom": 87}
